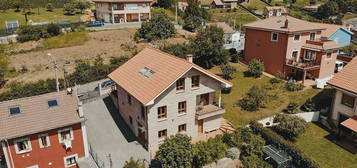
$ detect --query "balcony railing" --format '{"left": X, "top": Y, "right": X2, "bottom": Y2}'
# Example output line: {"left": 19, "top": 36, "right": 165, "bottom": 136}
{"left": 196, "top": 104, "right": 225, "bottom": 120}
{"left": 285, "top": 59, "right": 320, "bottom": 70}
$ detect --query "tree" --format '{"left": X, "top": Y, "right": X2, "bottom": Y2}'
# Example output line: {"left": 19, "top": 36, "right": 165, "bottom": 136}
{"left": 341, "top": 44, "right": 357, "bottom": 57}
{"left": 46, "top": 3, "right": 54, "bottom": 12}
{"left": 156, "top": 134, "right": 192, "bottom": 168}
{"left": 332, "top": 0, "right": 351, "bottom": 13}
{"left": 0, "top": 68, "right": 5, "bottom": 88}
{"left": 183, "top": 0, "right": 210, "bottom": 32}
{"left": 161, "top": 43, "right": 193, "bottom": 59}
{"left": 157, "top": 0, "right": 174, "bottom": 9}
{"left": 247, "top": 59, "right": 264, "bottom": 78}
{"left": 283, "top": 102, "right": 299, "bottom": 114}
{"left": 47, "top": 23, "right": 61, "bottom": 36}
{"left": 134, "top": 10, "right": 175, "bottom": 42}
{"left": 0, "top": 0, "right": 11, "bottom": 12}
{"left": 63, "top": 2, "right": 76, "bottom": 15}
{"left": 123, "top": 157, "right": 145, "bottom": 168}
{"left": 317, "top": 1, "right": 339, "bottom": 19}
{"left": 242, "top": 154, "right": 272, "bottom": 168}
{"left": 238, "top": 85, "right": 267, "bottom": 111}
{"left": 75, "top": 0, "right": 91, "bottom": 14}
{"left": 191, "top": 25, "right": 228, "bottom": 68}
{"left": 220, "top": 64, "right": 236, "bottom": 80}
{"left": 309, "top": 0, "right": 316, "bottom": 5}
{"left": 301, "top": 98, "right": 316, "bottom": 112}
{"left": 239, "top": 128, "right": 265, "bottom": 157}
{"left": 273, "top": 114, "right": 307, "bottom": 140}
{"left": 192, "top": 137, "right": 227, "bottom": 168}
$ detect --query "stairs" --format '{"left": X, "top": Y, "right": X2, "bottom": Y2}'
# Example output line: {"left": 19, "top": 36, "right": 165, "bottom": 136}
{"left": 220, "top": 119, "right": 236, "bottom": 133}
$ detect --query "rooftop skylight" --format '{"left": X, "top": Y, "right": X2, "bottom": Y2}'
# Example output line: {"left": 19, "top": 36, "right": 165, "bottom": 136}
{"left": 48, "top": 99, "right": 59, "bottom": 108}
{"left": 139, "top": 67, "right": 155, "bottom": 78}
{"left": 9, "top": 106, "right": 21, "bottom": 116}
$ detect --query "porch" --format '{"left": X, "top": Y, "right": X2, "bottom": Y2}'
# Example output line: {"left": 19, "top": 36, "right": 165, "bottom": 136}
{"left": 110, "top": 13, "right": 150, "bottom": 24}
{"left": 335, "top": 116, "right": 357, "bottom": 154}
{"left": 284, "top": 58, "right": 320, "bottom": 85}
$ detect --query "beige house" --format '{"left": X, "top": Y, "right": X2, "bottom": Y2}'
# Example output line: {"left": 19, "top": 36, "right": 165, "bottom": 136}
{"left": 263, "top": 6, "right": 288, "bottom": 18}
{"left": 92, "top": 0, "right": 152, "bottom": 23}
{"left": 108, "top": 48, "right": 232, "bottom": 156}
{"left": 212, "top": 0, "right": 238, "bottom": 8}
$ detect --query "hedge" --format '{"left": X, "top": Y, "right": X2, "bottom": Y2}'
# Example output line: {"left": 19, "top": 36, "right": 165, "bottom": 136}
{"left": 249, "top": 121, "right": 320, "bottom": 168}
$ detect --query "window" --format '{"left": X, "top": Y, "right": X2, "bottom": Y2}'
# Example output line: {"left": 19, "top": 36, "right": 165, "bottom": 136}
{"left": 58, "top": 128, "right": 74, "bottom": 143}
{"left": 176, "top": 78, "right": 185, "bottom": 91}
{"left": 141, "top": 106, "right": 145, "bottom": 120}
{"left": 326, "top": 53, "right": 332, "bottom": 59}
{"left": 294, "top": 34, "right": 300, "bottom": 41}
{"left": 127, "top": 94, "right": 132, "bottom": 105}
{"left": 191, "top": 75, "right": 200, "bottom": 88}
{"left": 178, "top": 124, "right": 187, "bottom": 133}
{"left": 292, "top": 51, "right": 298, "bottom": 59}
{"left": 9, "top": 106, "right": 21, "bottom": 116}
{"left": 14, "top": 138, "right": 32, "bottom": 154}
{"left": 304, "top": 51, "right": 314, "bottom": 61}
{"left": 178, "top": 101, "right": 187, "bottom": 114}
{"left": 271, "top": 32, "right": 278, "bottom": 41}
{"left": 38, "top": 134, "right": 50, "bottom": 148}
{"left": 27, "top": 166, "right": 39, "bottom": 168}
{"left": 310, "top": 33, "right": 315, "bottom": 40}
{"left": 138, "top": 67, "right": 155, "bottom": 78}
{"left": 64, "top": 154, "right": 78, "bottom": 167}
{"left": 341, "top": 93, "right": 355, "bottom": 108}
{"left": 158, "top": 106, "right": 167, "bottom": 119}
{"left": 48, "top": 99, "right": 58, "bottom": 108}
{"left": 158, "top": 129, "right": 167, "bottom": 139}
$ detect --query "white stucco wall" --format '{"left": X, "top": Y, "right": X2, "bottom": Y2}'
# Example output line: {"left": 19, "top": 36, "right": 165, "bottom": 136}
{"left": 203, "top": 115, "right": 222, "bottom": 132}
{"left": 331, "top": 89, "right": 357, "bottom": 123}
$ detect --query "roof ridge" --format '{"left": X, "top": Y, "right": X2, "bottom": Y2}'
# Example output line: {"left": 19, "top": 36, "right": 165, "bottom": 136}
{"left": 0, "top": 90, "right": 69, "bottom": 104}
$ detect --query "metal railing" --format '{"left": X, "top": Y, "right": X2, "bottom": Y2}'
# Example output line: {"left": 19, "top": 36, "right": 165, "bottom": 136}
{"left": 285, "top": 59, "right": 320, "bottom": 69}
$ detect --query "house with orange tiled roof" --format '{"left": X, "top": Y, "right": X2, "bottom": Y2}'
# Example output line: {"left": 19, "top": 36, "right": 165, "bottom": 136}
{"left": 0, "top": 90, "right": 89, "bottom": 168}
{"left": 243, "top": 16, "right": 341, "bottom": 87}
{"left": 327, "top": 57, "right": 357, "bottom": 154}
{"left": 315, "top": 23, "right": 353, "bottom": 47}
{"left": 108, "top": 48, "right": 233, "bottom": 156}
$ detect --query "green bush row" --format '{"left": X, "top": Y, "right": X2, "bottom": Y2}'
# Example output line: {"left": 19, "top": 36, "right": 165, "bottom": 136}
{"left": 17, "top": 24, "right": 62, "bottom": 42}
{"left": 249, "top": 121, "right": 320, "bottom": 168}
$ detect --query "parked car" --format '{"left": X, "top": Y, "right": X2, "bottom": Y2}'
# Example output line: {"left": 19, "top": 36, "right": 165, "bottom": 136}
{"left": 101, "top": 79, "right": 114, "bottom": 89}
{"left": 86, "top": 21, "right": 104, "bottom": 27}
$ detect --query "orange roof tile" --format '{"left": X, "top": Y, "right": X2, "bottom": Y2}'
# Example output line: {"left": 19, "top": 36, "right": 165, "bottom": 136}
{"left": 314, "top": 23, "right": 342, "bottom": 37}
{"left": 302, "top": 40, "right": 341, "bottom": 51}
{"left": 108, "top": 48, "right": 233, "bottom": 105}
{"left": 328, "top": 57, "right": 357, "bottom": 94}
{"left": 341, "top": 116, "right": 357, "bottom": 132}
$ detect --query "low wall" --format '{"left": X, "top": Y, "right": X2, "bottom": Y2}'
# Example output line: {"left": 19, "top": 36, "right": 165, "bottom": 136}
{"left": 258, "top": 111, "right": 320, "bottom": 127}
{"left": 0, "top": 34, "right": 17, "bottom": 44}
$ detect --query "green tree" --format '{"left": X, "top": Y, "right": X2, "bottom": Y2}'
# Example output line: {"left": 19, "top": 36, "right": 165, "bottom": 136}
{"left": 341, "top": 44, "right": 357, "bottom": 57}
{"left": 247, "top": 59, "right": 264, "bottom": 78}
{"left": 220, "top": 64, "right": 236, "bottom": 80}
{"left": 63, "top": 2, "right": 76, "bottom": 15}
{"left": 47, "top": 23, "right": 61, "bottom": 36}
{"left": 317, "top": 1, "right": 339, "bottom": 19}
{"left": 156, "top": 134, "right": 193, "bottom": 168}
{"left": 240, "top": 128, "right": 265, "bottom": 156}
{"left": 134, "top": 10, "right": 175, "bottom": 41}
{"left": 46, "top": 3, "right": 54, "bottom": 12}
{"left": 75, "top": 0, "right": 91, "bottom": 14}
{"left": 242, "top": 154, "right": 272, "bottom": 168}
{"left": 157, "top": 0, "right": 173, "bottom": 9}
{"left": 238, "top": 85, "right": 267, "bottom": 111}
{"left": 273, "top": 114, "right": 307, "bottom": 140}
{"left": 160, "top": 43, "right": 193, "bottom": 59}
{"left": 183, "top": 0, "right": 210, "bottom": 31}
{"left": 191, "top": 25, "right": 228, "bottom": 68}
{"left": 192, "top": 137, "right": 227, "bottom": 168}
{"left": 123, "top": 157, "right": 145, "bottom": 168}
{"left": 301, "top": 98, "right": 316, "bottom": 112}
{"left": 0, "top": 0, "right": 11, "bottom": 12}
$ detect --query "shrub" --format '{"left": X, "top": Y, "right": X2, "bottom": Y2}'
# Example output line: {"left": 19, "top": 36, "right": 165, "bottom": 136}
{"left": 75, "top": 0, "right": 91, "bottom": 14}
{"left": 17, "top": 25, "right": 50, "bottom": 42}
{"left": 247, "top": 59, "right": 264, "bottom": 78}
{"left": 123, "top": 157, "right": 145, "bottom": 168}
{"left": 46, "top": 3, "right": 54, "bottom": 11}
{"left": 228, "top": 48, "right": 239, "bottom": 63}
{"left": 285, "top": 80, "right": 304, "bottom": 91}
{"left": 0, "top": 69, "right": 5, "bottom": 88}
{"left": 269, "top": 78, "right": 282, "bottom": 84}
{"left": 273, "top": 114, "right": 307, "bottom": 140}
{"left": 239, "top": 128, "right": 265, "bottom": 157}
{"left": 220, "top": 64, "right": 236, "bottom": 80}
{"left": 63, "top": 2, "right": 76, "bottom": 15}
{"left": 192, "top": 136, "right": 227, "bottom": 168}
{"left": 226, "top": 147, "right": 240, "bottom": 160}
{"left": 238, "top": 86, "right": 267, "bottom": 111}
{"left": 242, "top": 154, "right": 272, "bottom": 168}
{"left": 156, "top": 134, "right": 192, "bottom": 168}
{"left": 301, "top": 98, "right": 316, "bottom": 112}
{"left": 283, "top": 102, "right": 299, "bottom": 114}
{"left": 47, "top": 23, "right": 62, "bottom": 36}
{"left": 249, "top": 121, "right": 320, "bottom": 168}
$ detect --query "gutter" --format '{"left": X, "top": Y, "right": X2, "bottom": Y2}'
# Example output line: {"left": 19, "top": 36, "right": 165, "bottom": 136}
{"left": 327, "top": 84, "right": 357, "bottom": 97}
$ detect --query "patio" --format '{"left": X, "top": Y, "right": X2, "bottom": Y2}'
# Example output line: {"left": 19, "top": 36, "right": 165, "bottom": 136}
{"left": 192, "top": 119, "right": 235, "bottom": 143}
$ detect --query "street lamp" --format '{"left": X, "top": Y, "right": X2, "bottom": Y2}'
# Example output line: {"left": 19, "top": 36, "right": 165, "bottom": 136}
{"left": 48, "top": 53, "right": 59, "bottom": 92}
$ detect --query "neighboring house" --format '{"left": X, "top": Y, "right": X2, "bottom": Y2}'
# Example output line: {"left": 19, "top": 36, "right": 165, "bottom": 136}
{"left": 178, "top": 1, "right": 189, "bottom": 11}
{"left": 92, "top": 0, "right": 152, "bottom": 23}
{"left": 243, "top": 16, "right": 340, "bottom": 87}
{"left": 263, "top": 6, "right": 288, "bottom": 18}
{"left": 315, "top": 23, "right": 353, "bottom": 47}
{"left": 212, "top": 0, "right": 238, "bottom": 8}
{"left": 108, "top": 48, "right": 233, "bottom": 156}
{"left": 303, "top": 4, "right": 321, "bottom": 12}
{"left": 0, "top": 90, "right": 88, "bottom": 168}
{"left": 208, "top": 22, "right": 244, "bottom": 50}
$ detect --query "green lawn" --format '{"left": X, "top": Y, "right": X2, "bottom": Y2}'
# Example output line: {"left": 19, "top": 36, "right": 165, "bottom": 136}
{"left": 209, "top": 9, "right": 258, "bottom": 30}
{"left": 42, "top": 31, "right": 89, "bottom": 50}
{"left": 295, "top": 123, "right": 357, "bottom": 168}
{"left": 241, "top": 0, "right": 268, "bottom": 11}
{"left": 214, "top": 63, "right": 327, "bottom": 127}
{"left": 0, "top": 8, "right": 82, "bottom": 29}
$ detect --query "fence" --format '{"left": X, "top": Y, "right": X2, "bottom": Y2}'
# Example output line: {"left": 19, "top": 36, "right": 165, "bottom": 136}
{"left": 258, "top": 111, "right": 320, "bottom": 127}
{"left": 89, "top": 144, "right": 105, "bottom": 168}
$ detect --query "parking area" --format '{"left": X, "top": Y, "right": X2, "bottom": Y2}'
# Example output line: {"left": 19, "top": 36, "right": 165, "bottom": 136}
{"left": 83, "top": 96, "right": 149, "bottom": 167}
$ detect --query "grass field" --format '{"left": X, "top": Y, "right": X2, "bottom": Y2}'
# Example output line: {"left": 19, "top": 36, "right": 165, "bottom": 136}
{"left": 209, "top": 8, "right": 258, "bottom": 30}
{"left": 0, "top": 8, "right": 81, "bottom": 29}
{"left": 295, "top": 123, "right": 357, "bottom": 168}
{"left": 42, "top": 31, "right": 89, "bottom": 50}
{"left": 212, "top": 63, "right": 329, "bottom": 127}
{"left": 241, "top": 0, "right": 268, "bottom": 11}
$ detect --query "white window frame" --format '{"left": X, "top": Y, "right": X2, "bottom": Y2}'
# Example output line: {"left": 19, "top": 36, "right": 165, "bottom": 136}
{"left": 64, "top": 154, "right": 78, "bottom": 168}
{"left": 38, "top": 133, "right": 51, "bottom": 148}
{"left": 58, "top": 128, "right": 74, "bottom": 143}
{"left": 309, "top": 32, "right": 316, "bottom": 40}
{"left": 326, "top": 52, "right": 332, "bottom": 60}
{"left": 27, "top": 165, "right": 39, "bottom": 168}
{"left": 291, "top": 50, "right": 299, "bottom": 60}
{"left": 14, "top": 137, "right": 32, "bottom": 154}
{"left": 293, "top": 34, "right": 301, "bottom": 42}
{"left": 304, "top": 51, "right": 315, "bottom": 61}
{"left": 271, "top": 32, "right": 278, "bottom": 42}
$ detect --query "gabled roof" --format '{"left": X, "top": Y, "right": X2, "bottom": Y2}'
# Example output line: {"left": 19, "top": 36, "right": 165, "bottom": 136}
{"left": 108, "top": 48, "right": 233, "bottom": 106}
{"left": 328, "top": 57, "right": 357, "bottom": 95}
{"left": 244, "top": 16, "right": 325, "bottom": 33}
{"left": 314, "top": 23, "right": 353, "bottom": 37}
{"left": 302, "top": 40, "right": 341, "bottom": 51}
{"left": 0, "top": 90, "right": 83, "bottom": 140}
{"left": 213, "top": 0, "right": 224, "bottom": 6}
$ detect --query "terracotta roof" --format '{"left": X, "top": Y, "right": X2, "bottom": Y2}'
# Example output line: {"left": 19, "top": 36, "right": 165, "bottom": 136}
{"left": 328, "top": 57, "right": 357, "bottom": 94}
{"left": 213, "top": 0, "right": 224, "bottom": 6}
{"left": 91, "top": 0, "right": 152, "bottom": 2}
{"left": 265, "top": 6, "right": 288, "bottom": 13}
{"left": 302, "top": 40, "right": 341, "bottom": 51}
{"left": 244, "top": 16, "right": 325, "bottom": 33}
{"left": 341, "top": 116, "right": 357, "bottom": 132}
{"left": 207, "top": 22, "right": 235, "bottom": 34}
{"left": 0, "top": 90, "right": 83, "bottom": 140}
{"left": 314, "top": 23, "right": 342, "bottom": 37}
{"left": 108, "top": 48, "right": 233, "bottom": 106}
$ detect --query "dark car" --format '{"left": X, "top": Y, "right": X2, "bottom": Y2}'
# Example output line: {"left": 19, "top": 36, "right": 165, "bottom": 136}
{"left": 86, "top": 21, "right": 104, "bottom": 27}
{"left": 101, "top": 79, "right": 114, "bottom": 89}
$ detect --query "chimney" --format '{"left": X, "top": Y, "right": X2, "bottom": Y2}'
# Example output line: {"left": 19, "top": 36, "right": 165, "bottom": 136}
{"left": 284, "top": 19, "right": 289, "bottom": 28}
{"left": 186, "top": 54, "right": 193, "bottom": 63}
{"left": 67, "top": 88, "right": 73, "bottom": 95}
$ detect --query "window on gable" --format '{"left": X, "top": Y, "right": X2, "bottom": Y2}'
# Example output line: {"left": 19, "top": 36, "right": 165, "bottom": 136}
{"left": 176, "top": 78, "right": 185, "bottom": 91}
{"left": 14, "top": 138, "right": 32, "bottom": 154}
{"left": 58, "top": 128, "right": 73, "bottom": 143}
{"left": 271, "top": 33, "right": 278, "bottom": 41}
{"left": 326, "top": 52, "right": 332, "bottom": 59}
{"left": 158, "top": 106, "right": 167, "bottom": 119}
{"left": 38, "top": 134, "right": 50, "bottom": 148}
{"left": 178, "top": 101, "right": 187, "bottom": 114}
{"left": 48, "top": 99, "right": 58, "bottom": 108}
{"left": 9, "top": 106, "right": 21, "bottom": 116}
{"left": 294, "top": 34, "right": 300, "bottom": 41}
{"left": 341, "top": 93, "right": 355, "bottom": 108}
{"left": 191, "top": 75, "right": 200, "bottom": 88}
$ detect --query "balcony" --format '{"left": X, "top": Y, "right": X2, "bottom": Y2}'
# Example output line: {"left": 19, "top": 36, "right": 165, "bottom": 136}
{"left": 111, "top": 6, "right": 150, "bottom": 14}
{"left": 196, "top": 104, "right": 225, "bottom": 120}
{"left": 285, "top": 59, "right": 320, "bottom": 70}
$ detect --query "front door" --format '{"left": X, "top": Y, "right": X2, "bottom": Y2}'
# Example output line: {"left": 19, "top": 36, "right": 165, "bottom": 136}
{"left": 198, "top": 120, "right": 203, "bottom": 133}
{"left": 200, "top": 93, "right": 209, "bottom": 106}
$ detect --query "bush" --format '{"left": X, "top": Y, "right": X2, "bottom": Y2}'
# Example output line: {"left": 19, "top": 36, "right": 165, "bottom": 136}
{"left": 220, "top": 64, "right": 236, "bottom": 80}
{"left": 242, "top": 154, "right": 272, "bottom": 168}
{"left": 63, "top": 2, "right": 76, "bottom": 15}
{"left": 156, "top": 134, "right": 192, "bottom": 168}
{"left": 301, "top": 98, "right": 317, "bottom": 112}
{"left": 17, "top": 25, "right": 50, "bottom": 42}
{"left": 247, "top": 59, "right": 264, "bottom": 78}
{"left": 269, "top": 78, "right": 282, "bottom": 84}
{"left": 123, "top": 157, "right": 145, "bottom": 168}
{"left": 238, "top": 86, "right": 267, "bottom": 111}
{"left": 229, "top": 48, "right": 239, "bottom": 63}
{"left": 160, "top": 43, "right": 193, "bottom": 59}
{"left": 273, "top": 114, "right": 307, "bottom": 141}
{"left": 46, "top": 3, "right": 54, "bottom": 11}
{"left": 283, "top": 102, "right": 299, "bottom": 114}
{"left": 226, "top": 147, "right": 240, "bottom": 160}
{"left": 285, "top": 80, "right": 304, "bottom": 91}
{"left": 47, "top": 23, "right": 62, "bottom": 36}
{"left": 192, "top": 136, "right": 227, "bottom": 168}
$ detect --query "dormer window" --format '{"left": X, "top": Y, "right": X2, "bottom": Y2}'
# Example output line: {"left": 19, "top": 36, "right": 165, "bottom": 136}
{"left": 48, "top": 99, "right": 58, "bottom": 108}
{"left": 9, "top": 106, "right": 21, "bottom": 116}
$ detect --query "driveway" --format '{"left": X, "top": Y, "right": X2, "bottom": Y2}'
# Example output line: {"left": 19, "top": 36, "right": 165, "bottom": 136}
{"left": 84, "top": 96, "right": 149, "bottom": 167}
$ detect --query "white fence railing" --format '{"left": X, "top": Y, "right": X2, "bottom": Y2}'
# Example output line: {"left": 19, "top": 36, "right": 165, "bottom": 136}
{"left": 258, "top": 111, "right": 320, "bottom": 127}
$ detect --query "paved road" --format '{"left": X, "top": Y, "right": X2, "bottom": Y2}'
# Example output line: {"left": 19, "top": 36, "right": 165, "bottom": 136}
{"left": 84, "top": 96, "right": 149, "bottom": 167}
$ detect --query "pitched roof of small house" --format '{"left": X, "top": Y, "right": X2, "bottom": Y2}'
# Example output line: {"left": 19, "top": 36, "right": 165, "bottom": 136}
{"left": 244, "top": 16, "right": 325, "bottom": 33}
{"left": 314, "top": 23, "right": 353, "bottom": 37}
{"left": 207, "top": 22, "right": 235, "bottom": 34}
{"left": 0, "top": 90, "right": 83, "bottom": 140}
{"left": 328, "top": 57, "right": 357, "bottom": 94}
{"left": 213, "top": 0, "right": 224, "bottom": 6}
{"left": 108, "top": 48, "right": 233, "bottom": 106}
{"left": 265, "top": 6, "right": 288, "bottom": 13}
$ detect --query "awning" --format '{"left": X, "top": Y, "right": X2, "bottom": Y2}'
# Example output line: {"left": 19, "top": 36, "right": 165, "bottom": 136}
{"left": 341, "top": 116, "right": 357, "bottom": 132}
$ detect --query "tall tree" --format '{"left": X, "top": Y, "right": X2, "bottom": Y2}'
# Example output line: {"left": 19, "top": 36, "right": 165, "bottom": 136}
{"left": 183, "top": 0, "right": 210, "bottom": 32}
{"left": 157, "top": 0, "right": 174, "bottom": 9}
{"left": 317, "top": 1, "right": 339, "bottom": 19}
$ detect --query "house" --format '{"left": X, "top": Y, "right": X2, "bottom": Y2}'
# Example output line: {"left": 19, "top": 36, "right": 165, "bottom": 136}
{"left": 327, "top": 57, "right": 357, "bottom": 153}
{"left": 243, "top": 16, "right": 341, "bottom": 87}
{"left": 303, "top": 4, "right": 321, "bottom": 12}
{"left": 263, "top": 6, "right": 288, "bottom": 18}
{"left": 208, "top": 22, "right": 244, "bottom": 50}
{"left": 0, "top": 90, "right": 88, "bottom": 168}
{"left": 108, "top": 48, "right": 233, "bottom": 156}
{"left": 315, "top": 23, "right": 353, "bottom": 47}
{"left": 92, "top": 0, "right": 152, "bottom": 23}
{"left": 212, "top": 0, "right": 238, "bottom": 9}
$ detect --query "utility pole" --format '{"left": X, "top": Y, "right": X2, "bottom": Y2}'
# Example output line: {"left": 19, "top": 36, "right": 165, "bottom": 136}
{"left": 175, "top": 0, "right": 178, "bottom": 25}
{"left": 48, "top": 53, "right": 59, "bottom": 92}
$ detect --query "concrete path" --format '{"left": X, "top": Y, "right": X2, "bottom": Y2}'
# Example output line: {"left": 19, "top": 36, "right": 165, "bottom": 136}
{"left": 84, "top": 96, "right": 149, "bottom": 167}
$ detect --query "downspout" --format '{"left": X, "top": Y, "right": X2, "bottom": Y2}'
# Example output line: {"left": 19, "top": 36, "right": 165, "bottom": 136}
{"left": 5, "top": 139, "right": 15, "bottom": 168}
